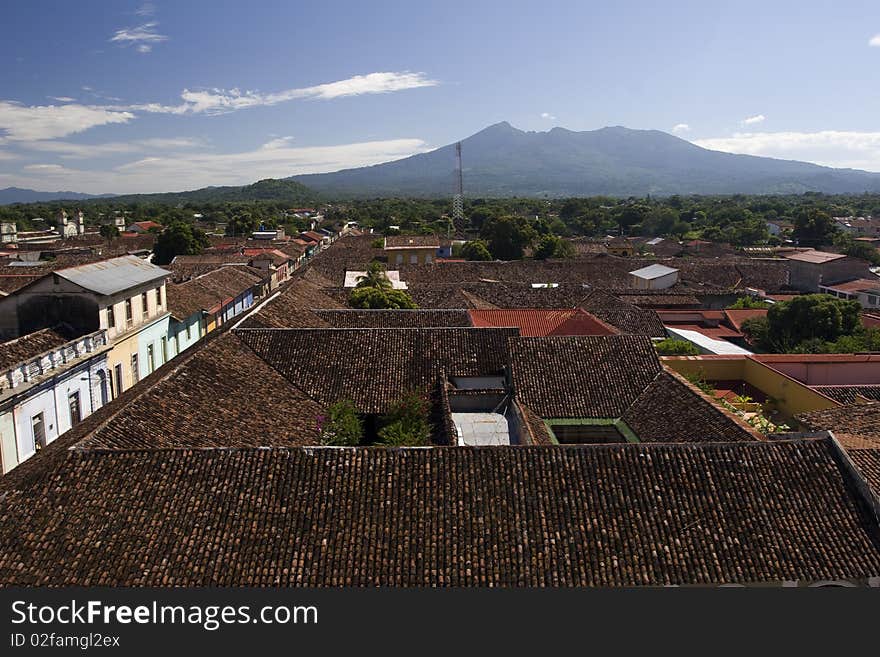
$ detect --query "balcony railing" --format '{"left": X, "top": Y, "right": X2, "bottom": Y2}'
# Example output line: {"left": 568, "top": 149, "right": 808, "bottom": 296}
{"left": 0, "top": 328, "right": 109, "bottom": 393}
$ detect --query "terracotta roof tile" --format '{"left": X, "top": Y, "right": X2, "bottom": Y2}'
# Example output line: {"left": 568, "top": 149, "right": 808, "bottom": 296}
{"left": 2, "top": 440, "right": 879, "bottom": 586}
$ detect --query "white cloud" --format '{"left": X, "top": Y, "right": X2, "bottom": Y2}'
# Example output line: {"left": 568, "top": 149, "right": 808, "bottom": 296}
{"left": 693, "top": 130, "right": 880, "bottom": 172}
{"left": 0, "top": 101, "right": 134, "bottom": 140}
{"left": 109, "top": 22, "right": 168, "bottom": 52}
{"left": 48, "top": 96, "right": 76, "bottom": 103}
{"left": 869, "top": 33, "right": 880, "bottom": 46}
{"left": 0, "top": 137, "right": 431, "bottom": 194}
{"left": 540, "top": 112, "right": 556, "bottom": 120}
{"left": 17, "top": 137, "right": 203, "bottom": 159}
{"left": 136, "top": 3, "right": 156, "bottom": 16}
{"left": 0, "top": 72, "right": 436, "bottom": 144}
{"left": 130, "top": 71, "right": 440, "bottom": 115}
{"left": 671, "top": 123, "right": 690, "bottom": 134}
{"left": 741, "top": 114, "right": 766, "bottom": 126}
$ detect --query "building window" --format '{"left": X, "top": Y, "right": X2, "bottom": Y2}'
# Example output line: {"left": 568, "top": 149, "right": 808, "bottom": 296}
{"left": 409, "top": 254, "right": 418, "bottom": 264}
{"left": 98, "top": 370, "right": 109, "bottom": 406}
{"left": 147, "top": 344, "right": 155, "bottom": 374}
{"left": 141, "top": 291, "right": 149, "bottom": 317}
{"left": 114, "top": 364, "right": 124, "bottom": 397}
{"left": 68, "top": 391, "right": 82, "bottom": 427}
{"left": 131, "top": 354, "right": 139, "bottom": 385}
{"left": 161, "top": 336, "right": 168, "bottom": 363}
{"left": 32, "top": 413, "right": 46, "bottom": 449}
{"left": 175, "top": 332, "right": 181, "bottom": 355}
{"left": 125, "top": 298, "right": 133, "bottom": 327}
{"left": 107, "top": 304, "right": 115, "bottom": 330}
{"left": 156, "top": 285, "right": 163, "bottom": 309}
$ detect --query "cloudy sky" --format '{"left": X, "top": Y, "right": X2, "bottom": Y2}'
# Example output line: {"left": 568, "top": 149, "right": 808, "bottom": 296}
{"left": 1, "top": 0, "right": 879, "bottom": 194}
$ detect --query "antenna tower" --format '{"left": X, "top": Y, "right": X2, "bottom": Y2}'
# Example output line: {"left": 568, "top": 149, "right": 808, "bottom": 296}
{"left": 452, "top": 141, "right": 464, "bottom": 234}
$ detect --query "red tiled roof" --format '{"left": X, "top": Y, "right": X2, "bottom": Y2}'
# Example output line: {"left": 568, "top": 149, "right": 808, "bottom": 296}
{"left": 469, "top": 308, "right": 617, "bottom": 336}
{"left": 723, "top": 309, "right": 768, "bottom": 331}
{"left": 823, "top": 278, "right": 880, "bottom": 294}
{"left": 131, "top": 221, "right": 162, "bottom": 231}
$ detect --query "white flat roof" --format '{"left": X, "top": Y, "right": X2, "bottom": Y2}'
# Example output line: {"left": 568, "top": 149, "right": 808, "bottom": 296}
{"left": 630, "top": 264, "right": 678, "bottom": 279}
{"left": 343, "top": 270, "right": 408, "bottom": 289}
{"left": 665, "top": 327, "right": 753, "bottom": 355}
{"left": 452, "top": 412, "right": 510, "bottom": 446}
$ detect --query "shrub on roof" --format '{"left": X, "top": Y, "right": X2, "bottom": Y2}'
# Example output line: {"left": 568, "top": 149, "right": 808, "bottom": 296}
{"left": 727, "top": 296, "right": 770, "bottom": 310}
{"left": 318, "top": 400, "right": 363, "bottom": 447}
{"left": 378, "top": 391, "right": 431, "bottom": 447}
{"left": 459, "top": 239, "right": 492, "bottom": 261}
{"left": 654, "top": 338, "right": 701, "bottom": 356}
{"left": 348, "top": 287, "right": 418, "bottom": 310}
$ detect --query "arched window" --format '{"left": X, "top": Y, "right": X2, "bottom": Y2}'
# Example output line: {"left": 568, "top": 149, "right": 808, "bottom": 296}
{"left": 97, "top": 369, "right": 109, "bottom": 407}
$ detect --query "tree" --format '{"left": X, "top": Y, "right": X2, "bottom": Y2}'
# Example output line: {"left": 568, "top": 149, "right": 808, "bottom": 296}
{"left": 745, "top": 294, "right": 862, "bottom": 351}
{"left": 834, "top": 232, "right": 880, "bottom": 265}
{"left": 377, "top": 391, "right": 431, "bottom": 446}
{"left": 533, "top": 234, "right": 561, "bottom": 260}
{"left": 727, "top": 296, "right": 770, "bottom": 310}
{"left": 317, "top": 400, "right": 363, "bottom": 446}
{"left": 151, "top": 222, "right": 209, "bottom": 265}
{"left": 348, "top": 287, "right": 418, "bottom": 309}
{"left": 533, "top": 234, "right": 574, "bottom": 260}
{"left": 460, "top": 240, "right": 492, "bottom": 261}
{"left": 99, "top": 223, "right": 119, "bottom": 241}
{"left": 793, "top": 208, "right": 836, "bottom": 247}
{"left": 356, "top": 261, "right": 392, "bottom": 290}
{"left": 225, "top": 212, "right": 258, "bottom": 237}
{"left": 480, "top": 215, "right": 536, "bottom": 260}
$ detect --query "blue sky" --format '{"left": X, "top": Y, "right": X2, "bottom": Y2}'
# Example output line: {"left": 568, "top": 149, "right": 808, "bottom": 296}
{"left": 1, "top": 0, "right": 879, "bottom": 193}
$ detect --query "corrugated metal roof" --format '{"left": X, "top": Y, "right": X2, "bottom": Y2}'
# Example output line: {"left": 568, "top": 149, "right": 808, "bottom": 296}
{"left": 629, "top": 264, "right": 679, "bottom": 280}
{"left": 56, "top": 255, "right": 170, "bottom": 296}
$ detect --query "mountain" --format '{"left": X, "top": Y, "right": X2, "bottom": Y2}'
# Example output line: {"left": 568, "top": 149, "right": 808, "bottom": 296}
{"left": 94, "top": 179, "right": 320, "bottom": 205}
{"left": 290, "top": 122, "right": 880, "bottom": 197}
{"left": 0, "top": 187, "right": 114, "bottom": 205}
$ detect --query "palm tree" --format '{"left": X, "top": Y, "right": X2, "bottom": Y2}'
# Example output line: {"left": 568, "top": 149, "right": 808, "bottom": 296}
{"left": 356, "top": 260, "right": 392, "bottom": 290}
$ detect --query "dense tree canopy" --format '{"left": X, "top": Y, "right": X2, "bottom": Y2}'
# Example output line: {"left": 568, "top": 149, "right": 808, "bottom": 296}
{"left": 151, "top": 222, "right": 209, "bottom": 265}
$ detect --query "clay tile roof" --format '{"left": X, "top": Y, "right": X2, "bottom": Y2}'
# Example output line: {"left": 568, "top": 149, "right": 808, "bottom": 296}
{"left": 384, "top": 235, "right": 441, "bottom": 249}
{"left": 0, "top": 327, "right": 72, "bottom": 371}
{"left": 798, "top": 403, "right": 880, "bottom": 441}
{"left": 508, "top": 335, "right": 661, "bottom": 417}
{"left": 469, "top": 308, "right": 617, "bottom": 336}
{"left": 166, "top": 266, "right": 261, "bottom": 319}
{"left": 315, "top": 309, "right": 472, "bottom": 328}
{"left": 235, "top": 327, "right": 517, "bottom": 413}
{"left": 723, "top": 309, "right": 768, "bottom": 331}
{"left": 811, "top": 386, "right": 880, "bottom": 404}
{"left": 239, "top": 277, "right": 344, "bottom": 328}
{"left": 2, "top": 439, "right": 880, "bottom": 586}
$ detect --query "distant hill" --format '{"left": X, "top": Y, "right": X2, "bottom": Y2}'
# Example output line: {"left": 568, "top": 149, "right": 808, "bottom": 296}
{"left": 103, "top": 178, "right": 320, "bottom": 205}
{"left": 0, "top": 187, "right": 114, "bottom": 205}
{"left": 290, "top": 122, "right": 880, "bottom": 197}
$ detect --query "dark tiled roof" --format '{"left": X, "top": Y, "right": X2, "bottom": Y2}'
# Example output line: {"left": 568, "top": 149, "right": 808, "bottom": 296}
{"left": 0, "top": 327, "right": 72, "bottom": 370}
{"left": 798, "top": 403, "right": 880, "bottom": 440}
{"left": 166, "top": 267, "right": 262, "bottom": 319}
{"left": 508, "top": 335, "right": 661, "bottom": 418}
{"left": 384, "top": 235, "right": 440, "bottom": 249}
{"left": 2, "top": 440, "right": 879, "bottom": 586}
{"left": 315, "top": 309, "right": 472, "bottom": 328}
{"left": 580, "top": 291, "right": 666, "bottom": 337}
{"left": 77, "top": 332, "right": 325, "bottom": 450}
{"left": 236, "top": 327, "right": 517, "bottom": 413}
{"left": 850, "top": 451, "right": 880, "bottom": 496}
{"left": 240, "top": 277, "right": 343, "bottom": 328}
{"left": 621, "top": 371, "right": 759, "bottom": 442}
{"left": 812, "top": 386, "right": 880, "bottom": 404}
